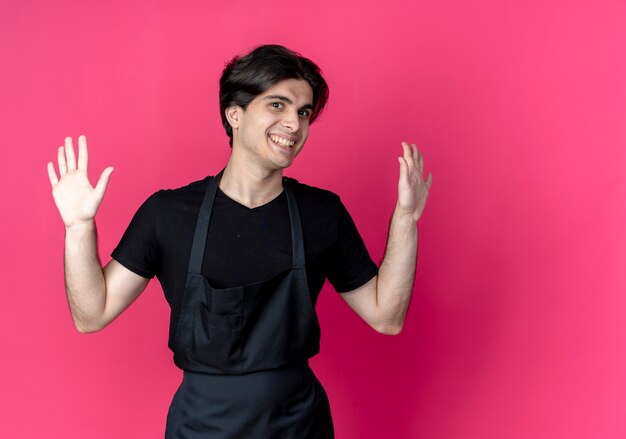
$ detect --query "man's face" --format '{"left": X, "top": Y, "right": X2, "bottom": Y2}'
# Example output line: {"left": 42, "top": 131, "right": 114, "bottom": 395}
{"left": 229, "top": 78, "right": 314, "bottom": 171}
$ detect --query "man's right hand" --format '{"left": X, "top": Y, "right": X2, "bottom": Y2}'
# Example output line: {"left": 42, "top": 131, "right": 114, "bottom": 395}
{"left": 47, "top": 135, "right": 114, "bottom": 229}
{"left": 48, "top": 135, "right": 149, "bottom": 333}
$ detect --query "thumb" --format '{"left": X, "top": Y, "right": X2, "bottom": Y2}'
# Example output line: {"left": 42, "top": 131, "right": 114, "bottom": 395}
{"left": 94, "top": 166, "right": 114, "bottom": 198}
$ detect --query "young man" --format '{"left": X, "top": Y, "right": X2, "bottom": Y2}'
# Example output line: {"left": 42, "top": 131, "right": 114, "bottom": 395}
{"left": 47, "top": 45, "right": 432, "bottom": 438}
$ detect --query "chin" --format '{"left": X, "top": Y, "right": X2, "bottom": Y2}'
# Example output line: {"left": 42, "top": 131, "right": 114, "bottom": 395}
{"left": 274, "top": 161, "right": 294, "bottom": 170}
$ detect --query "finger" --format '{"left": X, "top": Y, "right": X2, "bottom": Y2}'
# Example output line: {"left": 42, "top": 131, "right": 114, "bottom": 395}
{"left": 401, "top": 142, "right": 414, "bottom": 171}
{"left": 47, "top": 162, "right": 59, "bottom": 187}
{"left": 57, "top": 146, "right": 67, "bottom": 175}
{"left": 65, "top": 137, "right": 77, "bottom": 172}
{"left": 417, "top": 148, "right": 424, "bottom": 174}
{"left": 412, "top": 144, "right": 424, "bottom": 175}
{"left": 398, "top": 156, "right": 407, "bottom": 179}
{"left": 94, "top": 166, "right": 114, "bottom": 199}
{"left": 77, "top": 135, "right": 88, "bottom": 172}
{"left": 398, "top": 156, "right": 413, "bottom": 189}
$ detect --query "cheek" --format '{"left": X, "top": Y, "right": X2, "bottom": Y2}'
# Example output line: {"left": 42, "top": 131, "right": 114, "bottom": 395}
{"left": 301, "top": 125, "right": 310, "bottom": 140}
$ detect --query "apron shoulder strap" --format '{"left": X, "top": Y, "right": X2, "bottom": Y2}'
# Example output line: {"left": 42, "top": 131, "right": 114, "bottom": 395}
{"left": 283, "top": 177, "right": 306, "bottom": 268}
{"left": 188, "top": 170, "right": 223, "bottom": 274}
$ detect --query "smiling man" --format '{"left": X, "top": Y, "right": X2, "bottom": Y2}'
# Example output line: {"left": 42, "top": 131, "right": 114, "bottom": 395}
{"left": 47, "top": 45, "right": 432, "bottom": 438}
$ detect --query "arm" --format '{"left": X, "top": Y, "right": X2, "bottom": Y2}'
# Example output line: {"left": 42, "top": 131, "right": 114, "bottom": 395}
{"left": 49, "top": 136, "right": 149, "bottom": 333}
{"left": 340, "top": 142, "right": 432, "bottom": 335}
{"left": 64, "top": 221, "right": 149, "bottom": 333}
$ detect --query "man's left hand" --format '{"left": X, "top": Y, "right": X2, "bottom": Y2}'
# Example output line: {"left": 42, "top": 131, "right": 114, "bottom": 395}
{"left": 396, "top": 141, "right": 432, "bottom": 222}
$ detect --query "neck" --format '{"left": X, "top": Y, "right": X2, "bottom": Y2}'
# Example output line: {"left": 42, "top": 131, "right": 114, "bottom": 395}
{"left": 219, "top": 155, "right": 285, "bottom": 209}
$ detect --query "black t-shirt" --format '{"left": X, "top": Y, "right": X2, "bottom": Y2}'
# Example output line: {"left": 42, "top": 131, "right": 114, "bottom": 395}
{"left": 111, "top": 175, "right": 379, "bottom": 307}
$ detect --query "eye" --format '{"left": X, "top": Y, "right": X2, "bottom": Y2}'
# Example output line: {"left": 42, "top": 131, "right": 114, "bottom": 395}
{"left": 298, "top": 110, "right": 311, "bottom": 119}
{"left": 271, "top": 102, "right": 284, "bottom": 109}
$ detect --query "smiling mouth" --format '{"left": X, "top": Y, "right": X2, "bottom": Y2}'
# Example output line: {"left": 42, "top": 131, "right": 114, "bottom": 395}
{"left": 269, "top": 134, "right": 296, "bottom": 148}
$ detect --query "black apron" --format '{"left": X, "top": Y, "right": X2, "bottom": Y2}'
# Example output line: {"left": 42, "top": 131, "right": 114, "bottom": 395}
{"left": 165, "top": 170, "right": 335, "bottom": 438}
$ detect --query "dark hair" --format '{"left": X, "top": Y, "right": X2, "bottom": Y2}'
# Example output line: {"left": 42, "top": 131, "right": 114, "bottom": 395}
{"left": 219, "top": 44, "right": 329, "bottom": 147}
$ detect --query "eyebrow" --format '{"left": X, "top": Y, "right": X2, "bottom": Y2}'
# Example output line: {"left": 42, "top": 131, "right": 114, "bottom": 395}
{"left": 263, "top": 95, "right": 314, "bottom": 111}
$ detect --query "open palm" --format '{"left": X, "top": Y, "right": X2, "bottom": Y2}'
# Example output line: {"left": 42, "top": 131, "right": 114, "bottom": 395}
{"left": 47, "top": 136, "right": 114, "bottom": 228}
{"left": 397, "top": 142, "right": 432, "bottom": 222}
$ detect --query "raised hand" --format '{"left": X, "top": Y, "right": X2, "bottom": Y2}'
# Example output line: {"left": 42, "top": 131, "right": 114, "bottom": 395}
{"left": 47, "top": 135, "right": 114, "bottom": 228}
{"left": 396, "top": 141, "right": 432, "bottom": 222}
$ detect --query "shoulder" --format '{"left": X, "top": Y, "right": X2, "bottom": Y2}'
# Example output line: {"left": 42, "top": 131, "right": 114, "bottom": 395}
{"left": 283, "top": 177, "right": 347, "bottom": 230}
{"left": 284, "top": 176, "right": 341, "bottom": 206}
{"left": 146, "top": 175, "right": 216, "bottom": 211}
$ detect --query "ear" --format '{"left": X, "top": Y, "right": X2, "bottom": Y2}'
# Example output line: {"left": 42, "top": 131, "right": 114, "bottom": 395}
{"left": 225, "top": 106, "right": 242, "bottom": 130}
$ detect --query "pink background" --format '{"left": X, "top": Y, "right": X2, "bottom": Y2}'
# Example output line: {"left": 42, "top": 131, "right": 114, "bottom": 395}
{"left": 1, "top": 0, "right": 625, "bottom": 437}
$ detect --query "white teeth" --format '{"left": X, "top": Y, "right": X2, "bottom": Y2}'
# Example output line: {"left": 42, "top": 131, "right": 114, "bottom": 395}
{"left": 270, "top": 135, "right": 295, "bottom": 147}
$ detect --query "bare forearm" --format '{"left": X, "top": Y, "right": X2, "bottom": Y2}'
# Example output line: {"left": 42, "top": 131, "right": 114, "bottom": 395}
{"left": 64, "top": 220, "right": 106, "bottom": 332}
{"left": 376, "top": 208, "right": 418, "bottom": 332}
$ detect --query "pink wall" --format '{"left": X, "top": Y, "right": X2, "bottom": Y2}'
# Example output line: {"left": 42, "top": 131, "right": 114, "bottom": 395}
{"left": 1, "top": 0, "right": 625, "bottom": 437}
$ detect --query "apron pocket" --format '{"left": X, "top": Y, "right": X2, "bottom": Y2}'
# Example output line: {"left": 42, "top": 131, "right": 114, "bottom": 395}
{"left": 198, "top": 304, "right": 243, "bottom": 371}
{"left": 202, "top": 307, "right": 243, "bottom": 331}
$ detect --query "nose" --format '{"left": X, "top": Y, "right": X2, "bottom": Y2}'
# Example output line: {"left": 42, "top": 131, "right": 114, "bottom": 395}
{"left": 281, "top": 110, "right": 300, "bottom": 132}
